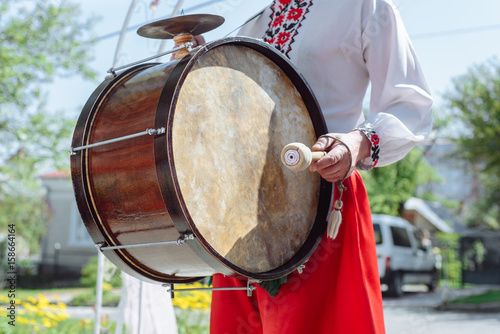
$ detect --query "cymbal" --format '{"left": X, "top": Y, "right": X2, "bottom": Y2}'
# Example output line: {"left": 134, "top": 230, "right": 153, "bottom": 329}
{"left": 137, "top": 14, "right": 225, "bottom": 39}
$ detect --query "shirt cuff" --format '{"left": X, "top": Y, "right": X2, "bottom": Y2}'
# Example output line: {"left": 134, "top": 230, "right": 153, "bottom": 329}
{"left": 355, "top": 125, "right": 380, "bottom": 170}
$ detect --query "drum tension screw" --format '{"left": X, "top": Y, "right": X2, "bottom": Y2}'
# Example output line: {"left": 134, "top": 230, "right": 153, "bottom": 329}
{"left": 297, "top": 264, "right": 306, "bottom": 274}
{"left": 163, "top": 283, "right": 175, "bottom": 299}
{"left": 147, "top": 127, "right": 166, "bottom": 136}
{"left": 95, "top": 242, "right": 106, "bottom": 251}
{"left": 247, "top": 279, "right": 259, "bottom": 297}
{"left": 176, "top": 233, "right": 194, "bottom": 245}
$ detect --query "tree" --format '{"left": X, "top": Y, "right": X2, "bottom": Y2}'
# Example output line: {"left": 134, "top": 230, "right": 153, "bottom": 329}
{"left": 361, "top": 147, "right": 439, "bottom": 217}
{"left": 0, "top": 0, "right": 97, "bottom": 254}
{"left": 445, "top": 57, "right": 500, "bottom": 229}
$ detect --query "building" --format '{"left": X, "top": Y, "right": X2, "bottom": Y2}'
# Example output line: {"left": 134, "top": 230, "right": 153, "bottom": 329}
{"left": 40, "top": 171, "right": 96, "bottom": 280}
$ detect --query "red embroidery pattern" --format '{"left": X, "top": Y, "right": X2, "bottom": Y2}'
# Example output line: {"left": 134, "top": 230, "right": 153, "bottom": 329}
{"left": 263, "top": 0, "right": 313, "bottom": 57}
{"left": 357, "top": 126, "right": 380, "bottom": 170}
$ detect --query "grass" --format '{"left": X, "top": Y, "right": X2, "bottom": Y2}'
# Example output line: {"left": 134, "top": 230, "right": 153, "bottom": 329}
{"left": 449, "top": 290, "right": 500, "bottom": 304}
{"left": 0, "top": 285, "right": 211, "bottom": 334}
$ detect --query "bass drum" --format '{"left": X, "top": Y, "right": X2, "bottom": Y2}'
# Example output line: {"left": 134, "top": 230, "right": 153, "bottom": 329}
{"left": 71, "top": 37, "right": 332, "bottom": 283}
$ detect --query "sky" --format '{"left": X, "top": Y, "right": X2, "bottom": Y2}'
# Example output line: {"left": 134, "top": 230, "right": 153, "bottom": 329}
{"left": 46, "top": 0, "right": 500, "bottom": 121}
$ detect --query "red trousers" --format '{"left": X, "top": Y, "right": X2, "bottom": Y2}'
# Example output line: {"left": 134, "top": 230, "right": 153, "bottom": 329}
{"left": 210, "top": 170, "right": 385, "bottom": 334}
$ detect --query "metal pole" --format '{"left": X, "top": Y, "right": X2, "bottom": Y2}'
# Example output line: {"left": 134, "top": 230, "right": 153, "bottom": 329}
{"left": 138, "top": 280, "right": 144, "bottom": 334}
{"left": 94, "top": 251, "right": 105, "bottom": 334}
{"left": 94, "top": 2, "right": 139, "bottom": 332}
{"left": 113, "top": 0, "right": 140, "bottom": 67}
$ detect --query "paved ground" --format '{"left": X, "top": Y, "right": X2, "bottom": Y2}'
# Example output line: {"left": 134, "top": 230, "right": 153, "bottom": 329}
{"left": 382, "top": 285, "right": 500, "bottom": 334}
{"left": 65, "top": 284, "right": 500, "bottom": 333}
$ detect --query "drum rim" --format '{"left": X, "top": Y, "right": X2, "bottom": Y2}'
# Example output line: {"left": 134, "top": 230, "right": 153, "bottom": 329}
{"left": 154, "top": 36, "right": 332, "bottom": 280}
{"left": 71, "top": 63, "right": 201, "bottom": 284}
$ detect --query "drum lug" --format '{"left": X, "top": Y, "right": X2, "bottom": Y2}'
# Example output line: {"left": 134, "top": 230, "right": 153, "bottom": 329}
{"left": 164, "top": 283, "right": 175, "bottom": 299}
{"left": 247, "top": 279, "right": 260, "bottom": 297}
{"left": 297, "top": 264, "right": 306, "bottom": 274}
{"left": 176, "top": 233, "right": 195, "bottom": 245}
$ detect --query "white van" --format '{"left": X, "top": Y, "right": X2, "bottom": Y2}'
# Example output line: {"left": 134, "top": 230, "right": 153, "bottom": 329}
{"left": 372, "top": 214, "right": 440, "bottom": 297}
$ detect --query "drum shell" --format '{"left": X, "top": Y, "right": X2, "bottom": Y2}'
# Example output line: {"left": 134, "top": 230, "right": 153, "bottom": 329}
{"left": 71, "top": 37, "right": 332, "bottom": 284}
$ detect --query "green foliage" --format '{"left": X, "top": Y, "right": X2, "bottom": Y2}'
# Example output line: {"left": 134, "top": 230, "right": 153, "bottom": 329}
{"left": 361, "top": 147, "right": 440, "bottom": 216}
{"left": 435, "top": 232, "right": 462, "bottom": 288}
{"left": 70, "top": 288, "right": 121, "bottom": 307}
{"left": 445, "top": 57, "right": 500, "bottom": 228}
{"left": 80, "top": 256, "right": 122, "bottom": 289}
{"left": 175, "top": 309, "right": 210, "bottom": 334}
{"left": 0, "top": 0, "right": 96, "bottom": 109}
{"left": 0, "top": 0, "right": 97, "bottom": 254}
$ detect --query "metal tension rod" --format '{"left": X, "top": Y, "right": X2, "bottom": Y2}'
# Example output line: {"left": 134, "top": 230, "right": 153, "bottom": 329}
{"left": 164, "top": 279, "right": 260, "bottom": 298}
{"left": 107, "top": 42, "right": 194, "bottom": 76}
{"left": 70, "top": 127, "right": 165, "bottom": 155}
{"left": 96, "top": 234, "right": 194, "bottom": 251}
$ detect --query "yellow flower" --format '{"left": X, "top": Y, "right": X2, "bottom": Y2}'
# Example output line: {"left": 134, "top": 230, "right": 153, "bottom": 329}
{"left": 171, "top": 282, "right": 212, "bottom": 310}
{"left": 28, "top": 296, "right": 37, "bottom": 304}
{"left": 37, "top": 294, "right": 51, "bottom": 308}
{"left": 22, "top": 302, "right": 37, "bottom": 311}
{"left": 42, "top": 317, "right": 53, "bottom": 328}
{"left": 103, "top": 282, "right": 113, "bottom": 292}
{"left": 17, "top": 317, "right": 30, "bottom": 324}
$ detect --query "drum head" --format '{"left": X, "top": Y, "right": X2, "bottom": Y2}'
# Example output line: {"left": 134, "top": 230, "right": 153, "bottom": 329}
{"left": 72, "top": 37, "right": 329, "bottom": 284}
{"left": 164, "top": 39, "right": 326, "bottom": 275}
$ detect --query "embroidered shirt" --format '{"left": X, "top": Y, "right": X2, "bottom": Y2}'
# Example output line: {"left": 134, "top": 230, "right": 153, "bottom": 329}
{"left": 239, "top": 0, "right": 433, "bottom": 169}
{"left": 263, "top": 0, "right": 313, "bottom": 57}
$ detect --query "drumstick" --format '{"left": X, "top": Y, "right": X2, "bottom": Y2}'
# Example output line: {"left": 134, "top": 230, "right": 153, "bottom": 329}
{"left": 280, "top": 143, "right": 326, "bottom": 171}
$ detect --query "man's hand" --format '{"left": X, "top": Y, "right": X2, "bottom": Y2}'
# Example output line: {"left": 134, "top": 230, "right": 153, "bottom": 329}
{"left": 309, "top": 130, "right": 371, "bottom": 182}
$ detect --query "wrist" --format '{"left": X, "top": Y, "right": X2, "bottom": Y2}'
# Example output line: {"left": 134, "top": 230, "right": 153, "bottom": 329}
{"left": 351, "top": 130, "right": 371, "bottom": 163}
{"left": 354, "top": 125, "right": 380, "bottom": 170}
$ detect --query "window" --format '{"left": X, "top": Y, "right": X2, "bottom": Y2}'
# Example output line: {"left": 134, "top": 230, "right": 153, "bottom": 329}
{"left": 69, "top": 201, "right": 94, "bottom": 247}
{"left": 373, "top": 224, "right": 383, "bottom": 245}
{"left": 390, "top": 226, "right": 411, "bottom": 248}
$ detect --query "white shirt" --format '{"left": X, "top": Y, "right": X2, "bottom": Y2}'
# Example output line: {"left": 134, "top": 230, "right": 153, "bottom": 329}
{"left": 239, "top": 0, "right": 433, "bottom": 168}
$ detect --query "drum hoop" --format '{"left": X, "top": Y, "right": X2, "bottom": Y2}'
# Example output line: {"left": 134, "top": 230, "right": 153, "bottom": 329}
{"left": 71, "top": 63, "right": 200, "bottom": 283}
{"left": 154, "top": 36, "right": 332, "bottom": 280}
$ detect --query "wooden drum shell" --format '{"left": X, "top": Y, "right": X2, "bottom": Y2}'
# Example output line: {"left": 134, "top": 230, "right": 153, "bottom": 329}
{"left": 71, "top": 37, "right": 332, "bottom": 284}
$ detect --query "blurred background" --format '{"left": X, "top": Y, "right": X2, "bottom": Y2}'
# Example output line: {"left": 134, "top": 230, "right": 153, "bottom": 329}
{"left": 1, "top": 0, "right": 499, "bottom": 333}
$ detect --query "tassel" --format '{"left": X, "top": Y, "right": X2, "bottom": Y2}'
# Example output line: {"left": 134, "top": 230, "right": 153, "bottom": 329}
{"left": 327, "top": 181, "right": 347, "bottom": 240}
{"left": 327, "top": 200, "right": 343, "bottom": 239}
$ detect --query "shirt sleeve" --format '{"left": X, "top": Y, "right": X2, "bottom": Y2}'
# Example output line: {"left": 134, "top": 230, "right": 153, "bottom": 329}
{"left": 357, "top": 0, "right": 433, "bottom": 169}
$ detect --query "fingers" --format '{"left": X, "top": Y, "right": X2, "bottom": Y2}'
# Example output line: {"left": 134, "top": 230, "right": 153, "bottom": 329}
{"left": 312, "top": 145, "right": 350, "bottom": 182}
{"left": 309, "top": 137, "right": 352, "bottom": 183}
{"left": 312, "top": 136, "right": 334, "bottom": 152}
{"left": 193, "top": 35, "right": 206, "bottom": 47}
